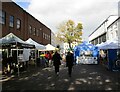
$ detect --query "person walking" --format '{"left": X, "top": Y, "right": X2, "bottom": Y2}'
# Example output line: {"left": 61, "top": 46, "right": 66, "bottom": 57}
{"left": 45, "top": 51, "right": 50, "bottom": 67}
{"left": 66, "top": 51, "right": 74, "bottom": 77}
{"left": 52, "top": 51, "right": 62, "bottom": 76}
{"left": 48, "top": 51, "right": 53, "bottom": 67}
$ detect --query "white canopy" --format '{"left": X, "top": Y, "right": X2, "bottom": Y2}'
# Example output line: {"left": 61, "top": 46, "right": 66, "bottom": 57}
{"left": 0, "top": 33, "right": 26, "bottom": 44}
{"left": 0, "top": 33, "right": 35, "bottom": 76}
{"left": 0, "top": 33, "right": 35, "bottom": 48}
{"left": 97, "top": 40, "right": 120, "bottom": 49}
{"left": 25, "top": 38, "right": 46, "bottom": 50}
{"left": 45, "top": 44, "right": 56, "bottom": 51}
{"left": 96, "top": 42, "right": 105, "bottom": 47}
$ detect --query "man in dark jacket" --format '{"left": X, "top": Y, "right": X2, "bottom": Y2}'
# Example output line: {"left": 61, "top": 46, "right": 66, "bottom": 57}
{"left": 52, "top": 51, "right": 62, "bottom": 76}
{"left": 66, "top": 51, "right": 74, "bottom": 77}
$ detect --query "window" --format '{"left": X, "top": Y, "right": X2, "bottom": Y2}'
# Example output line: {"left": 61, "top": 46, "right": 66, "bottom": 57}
{"left": 49, "top": 35, "right": 50, "bottom": 40}
{"left": 46, "top": 34, "right": 48, "bottom": 40}
{"left": 16, "top": 19, "right": 21, "bottom": 29}
{"left": 0, "top": 10, "right": 5, "bottom": 24}
{"left": 116, "top": 30, "right": 118, "bottom": 37}
{"left": 36, "top": 29, "right": 39, "bottom": 36}
{"left": 9, "top": 15, "right": 14, "bottom": 27}
{"left": 29, "top": 25, "right": 32, "bottom": 34}
{"left": 111, "top": 32, "right": 113, "bottom": 38}
{"left": 45, "top": 34, "right": 46, "bottom": 39}
{"left": 99, "top": 36, "right": 102, "bottom": 44}
{"left": 33, "top": 28, "right": 36, "bottom": 35}
{"left": 91, "top": 41, "right": 94, "bottom": 45}
{"left": 95, "top": 38, "right": 98, "bottom": 45}
{"left": 43, "top": 33, "right": 44, "bottom": 38}
{"left": 102, "top": 34, "right": 106, "bottom": 42}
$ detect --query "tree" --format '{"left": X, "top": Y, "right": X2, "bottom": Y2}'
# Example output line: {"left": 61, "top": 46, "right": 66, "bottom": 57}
{"left": 56, "top": 20, "right": 83, "bottom": 51}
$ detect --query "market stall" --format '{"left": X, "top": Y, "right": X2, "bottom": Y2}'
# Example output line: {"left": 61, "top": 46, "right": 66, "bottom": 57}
{"left": 97, "top": 40, "right": 120, "bottom": 71}
{"left": 25, "top": 38, "right": 46, "bottom": 67}
{"left": 74, "top": 41, "right": 99, "bottom": 64}
{"left": 0, "top": 33, "right": 35, "bottom": 76}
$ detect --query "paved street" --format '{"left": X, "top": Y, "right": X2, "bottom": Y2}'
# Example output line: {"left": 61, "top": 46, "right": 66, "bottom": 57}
{"left": 1, "top": 64, "right": 120, "bottom": 91}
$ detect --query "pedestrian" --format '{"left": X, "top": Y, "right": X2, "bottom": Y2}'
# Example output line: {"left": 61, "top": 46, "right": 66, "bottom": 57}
{"left": 48, "top": 51, "right": 53, "bottom": 67}
{"left": 66, "top": 51, "right": 74, "bottom": 77}
{"left": 40, "top": 52, "right": 46, "bottom": 68}
{"left": 45, "top": 51, "right": 50, "bottom": 67}
{"left": 52, "top": 50, "right": 62, "bottom": 76}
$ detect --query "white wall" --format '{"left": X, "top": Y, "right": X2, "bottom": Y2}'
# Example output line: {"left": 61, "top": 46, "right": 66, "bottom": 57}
{"left": 89, "top": 15, "right": 118, "bottom": 42}
{"left": 107, "top": 21, "right": 118, "bottom": 41}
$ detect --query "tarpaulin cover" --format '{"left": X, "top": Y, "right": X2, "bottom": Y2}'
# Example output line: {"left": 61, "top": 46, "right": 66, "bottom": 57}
{"left": 74, "top": 41, "right": 98, "bottom": 57}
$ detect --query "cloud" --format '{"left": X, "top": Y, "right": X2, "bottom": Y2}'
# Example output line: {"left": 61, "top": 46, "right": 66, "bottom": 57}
{"left": 25, "top": 0, "right": 119, "bottom": 41}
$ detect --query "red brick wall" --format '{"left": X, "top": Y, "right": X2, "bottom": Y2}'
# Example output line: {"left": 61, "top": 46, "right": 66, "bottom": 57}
{"left": 1, "top": 2, "right": 51, "bottom": 45}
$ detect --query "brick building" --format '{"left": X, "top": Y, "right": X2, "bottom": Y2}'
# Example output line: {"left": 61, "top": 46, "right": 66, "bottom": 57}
{"left": 0, "top": 1, "right": 51, "bottom": 45}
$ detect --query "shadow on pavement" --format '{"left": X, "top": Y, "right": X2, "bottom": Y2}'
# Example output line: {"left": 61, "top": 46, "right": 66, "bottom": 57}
{"left": 1, "top": 64, "right": 120, "bottom": 91}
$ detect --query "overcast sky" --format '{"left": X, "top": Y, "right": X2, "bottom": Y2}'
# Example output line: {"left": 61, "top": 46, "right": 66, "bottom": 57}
{"left": 14, "top": 0, "right": 119, "bottom": 41}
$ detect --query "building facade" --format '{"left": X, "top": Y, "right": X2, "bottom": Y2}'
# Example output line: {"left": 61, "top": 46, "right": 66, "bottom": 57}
{"left": 0, "top": 1, "right": 51, "bottom": 45}
{"left": 107, "top": 17, "right": 120, "bottom": 41}
{"left": 89, "top": 15, "right": 118, "bottom": 45}
{"left": 51, "top": 31, "right": 56, "bottom": 47}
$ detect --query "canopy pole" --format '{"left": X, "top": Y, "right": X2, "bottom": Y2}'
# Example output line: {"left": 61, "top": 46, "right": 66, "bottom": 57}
{"left": 35, "top": 49, "right": 37, "bottom": 67}
{"left": 7, "top": 49, "right": 8, "bottom": 58}
{"left": 38, "top": 50, "right": 39, "bottom": 58}
{"left": 17, "top": 46, "right": 20, "bottom": 76}
{"left": 11, "top": 49, "right": 12, "bottom": 57}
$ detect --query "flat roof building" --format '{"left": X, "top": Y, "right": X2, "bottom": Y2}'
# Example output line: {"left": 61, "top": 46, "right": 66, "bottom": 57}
{"left": 0, "top": 0, "right": 51, "bottom": 45}
{"left": 89, "top": 15, "right": 118, "bottom": 45}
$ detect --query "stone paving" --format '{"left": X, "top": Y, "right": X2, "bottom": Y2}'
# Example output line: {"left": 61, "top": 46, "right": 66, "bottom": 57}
{"left": 1, "top": 64, "right": 120, "bottom": 91}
